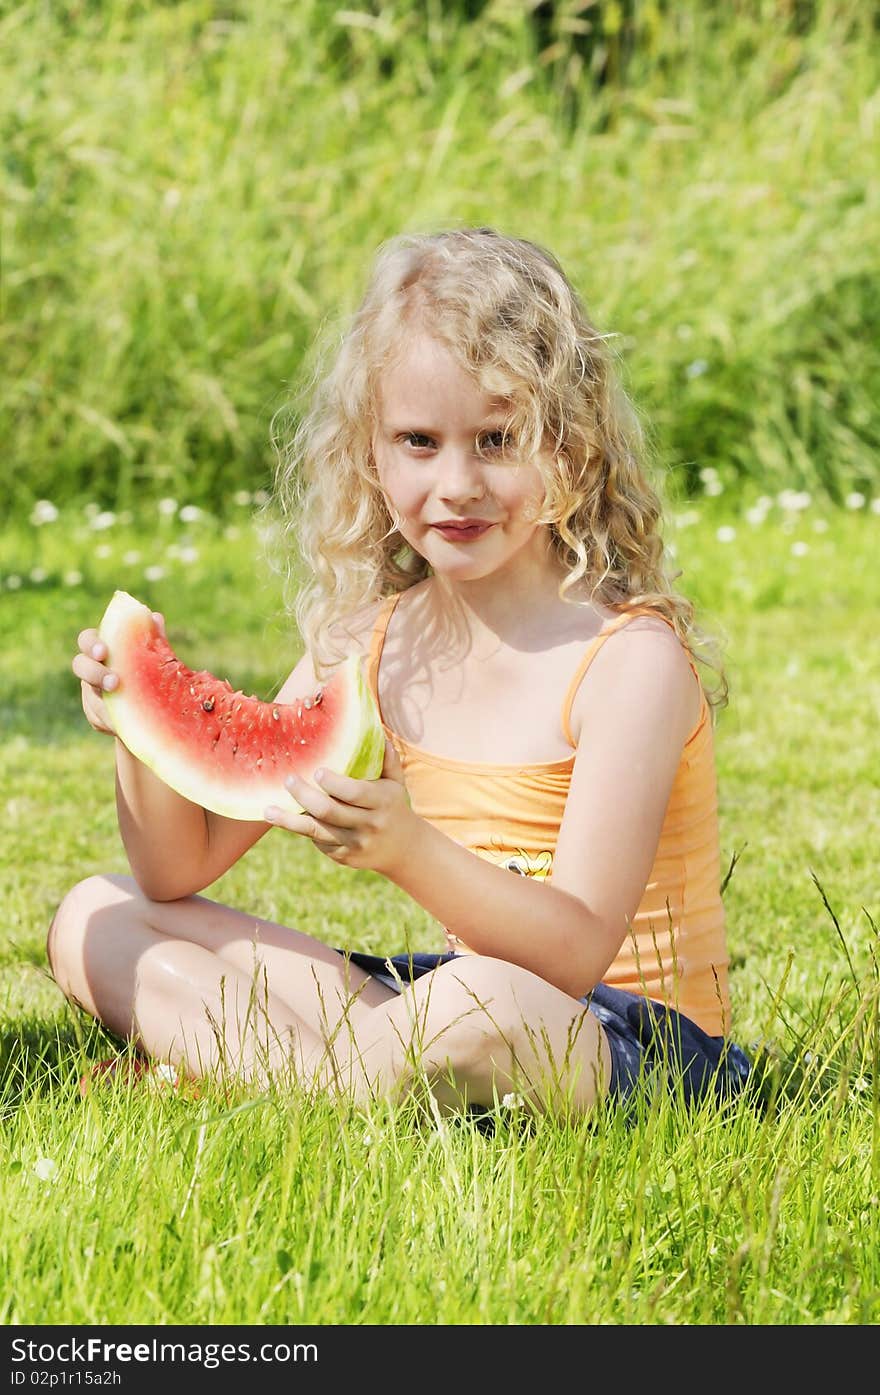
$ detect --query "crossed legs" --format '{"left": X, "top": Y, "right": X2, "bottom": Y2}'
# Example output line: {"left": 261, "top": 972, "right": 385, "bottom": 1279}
{"left": 47, "top": 874, "right": 611, "bottom": 1115}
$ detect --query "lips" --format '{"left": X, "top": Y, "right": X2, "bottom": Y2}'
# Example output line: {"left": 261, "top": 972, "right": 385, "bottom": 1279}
{"left": 431, "top": 521, "right": 494, "bottom": 541}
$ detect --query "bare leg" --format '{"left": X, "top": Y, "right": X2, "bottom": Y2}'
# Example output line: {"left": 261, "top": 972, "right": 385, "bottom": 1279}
{"left": 344, "top": 953, "right": 614, "bottom": 1116}
{"left": 47, "top": 874, "right": 396, "bottom": 1089}
{"left": 48, "top": 876, "right": 612, "bottom": 1114}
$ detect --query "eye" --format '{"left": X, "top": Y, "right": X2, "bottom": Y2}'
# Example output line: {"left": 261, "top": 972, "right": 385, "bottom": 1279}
{"left": 477, "top": 429, "right": 509, "bottom": 456}
{"left": 400, "top": 432, "right": 435, "bottom": 450}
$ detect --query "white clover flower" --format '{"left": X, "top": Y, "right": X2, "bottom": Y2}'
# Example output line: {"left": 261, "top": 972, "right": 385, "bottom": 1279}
{"left": 501, "top": 1092, "right": 525, "bottom": 1110}
{"left": 29, "top": 567, "right": 48, "bottom": 583}
{"left": 845, "top": 491, "right": 866, "bottom": 510}
{"left": 745, "top": 505, "right": 768, "bottom": 526}
{"left": 94, "top": 544, "right": 113, "bottom": 559}
{"left": 33, "top": 1157, "right": 58, "bottom": 1182}
{"left": 685, "top": 359, "right": 709, "bottom": 379}
{"left": 253, "top": 489, "right": 270, "bottom": 506}
{"left": 178, "top": 546, "right": 199, "bottom": 565}
{"left": 179, "top": 505, "right": 202, "bottom": 523}
{"left": 870, "top": 498, "right": 880, "bottom": 515}
{"left": 31, "top": 499, "right": 59, "bottom": 525}
{"left": 6, "top": 574, "right": 22, "bottom": 590}
{"left": 158, "top": 497, "right": 178, "bottom": 517}
{"left": 163, "top": 187, "right": 182, "bottom": 211}
{"left": 89, "top": 511, "right": 116, "bottom": 531}
{"left": 674, "top": 509, "right": 700, "bottom": 529}
{"left": 812, "top": 518, "right": 829, "bottom": 533}
{"left": 699, "top": 466, "right": 719, "bottom": 482}
{"left": 223, "top": 525, "right": 241, "bottom": 541}
{"left": 122, "top": 550, "right": 142, "bottom": 565}
{"left": 852, "top": 1076, "right": 870, "bottom": 1094}
{"left": 777, "top": 489, "right": 811, "bottom": 512}
{"left": 233, "top": 490, "right": 252, "bottom": 507}
{"left": 790, "top": 541, "right": 809, "bottom": 557}
{"left": 703, "top": 478, "right": 724, "bottom": 496}
{"left": 63, "top": 570, "right": 83, "bottom": 586}
{"left": 144, "top": 565, "right": 165, "bottom": 582}
{"left": 84, "top": 502, "right": 100, "bottom": 518}
{"left": 716, "top": 525, "right": 736, "bottom": 543}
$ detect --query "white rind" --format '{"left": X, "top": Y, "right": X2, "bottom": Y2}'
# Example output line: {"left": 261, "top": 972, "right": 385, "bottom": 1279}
{"left": 98, "top": 589, "right": 385, "bottom": 822}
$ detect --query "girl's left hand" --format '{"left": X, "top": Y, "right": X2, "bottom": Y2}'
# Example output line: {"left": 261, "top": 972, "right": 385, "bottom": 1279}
{"left": 264, "top": 739, "right": 419, "bottom": 877}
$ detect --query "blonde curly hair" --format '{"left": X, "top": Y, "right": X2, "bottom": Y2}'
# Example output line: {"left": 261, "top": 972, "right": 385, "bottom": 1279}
{"left": 267, "top": 226, "right": 727, "bottom": 708}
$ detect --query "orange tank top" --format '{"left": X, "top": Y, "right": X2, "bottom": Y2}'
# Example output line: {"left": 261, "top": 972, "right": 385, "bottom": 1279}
{"left": 366, "top": 594, "right": 732, "bottom": 1036}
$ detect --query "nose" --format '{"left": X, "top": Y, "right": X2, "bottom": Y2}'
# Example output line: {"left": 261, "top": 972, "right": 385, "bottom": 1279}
{"left": 435, "top": 445, "right": 487, "bottom": 501}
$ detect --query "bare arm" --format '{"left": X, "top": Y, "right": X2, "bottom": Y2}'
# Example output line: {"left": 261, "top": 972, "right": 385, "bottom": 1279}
{"left": 117, "top": 641, "right": 328, "bottom": 901}
{"left": 114, "top": 740, "right": 213, "bottom": 902}
{"left": 272, "top": 622, "right": 702, "bottom": 1001}
{"left": 386, "top": 626, "right": 701, "bottom": 999}
{"left": 418, "top": 627, "right": 702, "bottom": 998}
{"left": 76, "top": 614, "right": 315, "bottom": 902}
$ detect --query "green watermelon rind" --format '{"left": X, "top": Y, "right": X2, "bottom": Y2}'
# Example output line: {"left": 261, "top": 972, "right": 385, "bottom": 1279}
{"left": 346, "top": 656, "right": 388, "bottom": 782}
{"left": 99, "top": 590, "right": 386, "bottom": 822}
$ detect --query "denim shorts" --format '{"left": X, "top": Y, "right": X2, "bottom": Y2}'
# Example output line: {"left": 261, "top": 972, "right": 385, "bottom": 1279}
{"left": 340, "top": 949, "right": 752, "bottom": 1107}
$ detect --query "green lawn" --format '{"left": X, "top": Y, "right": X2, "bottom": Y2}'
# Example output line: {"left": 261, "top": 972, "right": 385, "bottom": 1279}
{"left": 1, "top": 495, "right": 877, "bottom": 1324}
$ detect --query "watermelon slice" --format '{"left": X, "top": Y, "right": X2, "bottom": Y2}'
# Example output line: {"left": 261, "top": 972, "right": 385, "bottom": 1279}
{"left": 98, "top": 590, "right": 385, "bottom": 821}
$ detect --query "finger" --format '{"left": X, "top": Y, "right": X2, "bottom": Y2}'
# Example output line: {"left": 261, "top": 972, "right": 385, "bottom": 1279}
{"left": 306, "top": 766, "right": 378, "bottom": 807}
{"left": 381, "top": 738, "right": 406, "bottom": 782}
{"left": 263, "top": 806, "right": 353, "bottom": 846}
{"left": 283, "top": 772, "right": 369, "bottom": 826}
{"left": 72, "top": 654, "right": 118, "bottom": 692}
{"left": 78, "top": 628, "right": 102, "bottom": 656}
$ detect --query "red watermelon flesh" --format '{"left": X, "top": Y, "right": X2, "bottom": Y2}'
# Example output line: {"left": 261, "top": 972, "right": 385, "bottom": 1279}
{"left": 98, "top": 590, "right": 385, "bottom": 821}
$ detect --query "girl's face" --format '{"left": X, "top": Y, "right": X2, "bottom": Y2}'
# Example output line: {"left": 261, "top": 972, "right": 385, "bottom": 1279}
{"left": 371, "top": 333, "right": 551, "bottom": 584}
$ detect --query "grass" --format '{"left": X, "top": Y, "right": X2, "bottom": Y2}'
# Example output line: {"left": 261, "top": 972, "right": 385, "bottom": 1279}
{"left": 3, "top": 0, "right": 879, "bottom": 513}
{"left": 1, "top": 494, "right": 878, "bottom": 1325}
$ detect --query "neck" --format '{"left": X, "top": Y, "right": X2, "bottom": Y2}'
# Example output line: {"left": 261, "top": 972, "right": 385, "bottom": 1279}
{"left": 429, "top": 533, "right": 578, "bottom": 648}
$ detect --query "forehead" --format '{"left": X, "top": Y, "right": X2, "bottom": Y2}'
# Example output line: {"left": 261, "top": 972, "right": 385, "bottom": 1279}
{"left": 377, "top": 334, "right": 508, "bottom": 422}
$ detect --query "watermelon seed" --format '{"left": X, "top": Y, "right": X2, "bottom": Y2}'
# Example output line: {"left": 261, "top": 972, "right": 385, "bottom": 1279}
{"left": 315, "top": 690, "right": 323, "bottom": 704}
{"left": 202, "top": 697, "right": 215, "bottom": 712}
{"left": 304, "top": 698, "right": 312, "bottom": 710}
{"left": 272, "top": 708, "right": 280, "bottom": 720}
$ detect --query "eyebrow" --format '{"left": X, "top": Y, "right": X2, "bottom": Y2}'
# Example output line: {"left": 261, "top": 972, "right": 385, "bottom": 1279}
{"left": 384, "top": 418, "right": 510, "bottom": 434}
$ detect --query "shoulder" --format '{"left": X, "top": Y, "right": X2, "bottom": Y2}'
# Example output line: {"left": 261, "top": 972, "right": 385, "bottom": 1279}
{"left": 326, "top": 597, "right": 386, "bottom": 663}
{"left": 274, "top": 597, "right": 386, "bottom": 703}
{"left": 569, "top": 612, "right": 702, "bottom": 749}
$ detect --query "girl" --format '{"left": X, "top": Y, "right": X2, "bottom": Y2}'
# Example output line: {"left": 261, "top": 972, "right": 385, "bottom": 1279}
{"left": 54, "top": 227, "right": 751, "bottom": 1117}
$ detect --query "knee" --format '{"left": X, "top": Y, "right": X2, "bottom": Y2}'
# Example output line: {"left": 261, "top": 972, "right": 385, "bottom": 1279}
{"left": 47, "top": 873, "right": 137, "bottom": 979}
{"left": 405, "top": 957, "right": 524, "bottom": 1077}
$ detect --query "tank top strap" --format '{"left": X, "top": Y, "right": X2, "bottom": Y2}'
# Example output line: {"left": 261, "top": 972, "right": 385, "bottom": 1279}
{"left": 365, "top": 592, "right": 403, "bottom": 718}
{"left": 560, "top": 607, "right": 680, "bottom": 748}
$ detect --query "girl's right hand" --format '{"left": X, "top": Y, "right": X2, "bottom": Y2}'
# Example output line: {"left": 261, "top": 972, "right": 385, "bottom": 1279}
{"left": 73, "top": 613, "right": 165, "bottom": 736}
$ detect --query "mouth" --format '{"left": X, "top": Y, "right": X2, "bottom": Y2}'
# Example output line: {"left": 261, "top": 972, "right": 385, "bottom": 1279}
{"left": 431, "top": 522, "right": 495, "bottom": 542}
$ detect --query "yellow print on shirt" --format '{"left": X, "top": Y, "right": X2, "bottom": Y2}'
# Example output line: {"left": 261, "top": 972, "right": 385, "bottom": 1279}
{"left": 482, "top": 848, "right": 554, "bottom": 880}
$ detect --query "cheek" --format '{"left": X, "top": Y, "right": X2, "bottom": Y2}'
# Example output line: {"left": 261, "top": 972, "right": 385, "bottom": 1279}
{"left": 375, "top": 458, "right": 423, "bottom": 518}
{"left": 501, "top": 468, "right": 547, "bottom": 524}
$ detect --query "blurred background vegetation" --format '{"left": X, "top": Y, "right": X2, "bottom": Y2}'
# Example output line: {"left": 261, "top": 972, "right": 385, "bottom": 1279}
{"left": 3, "top": 0, "right": 879, "bottom": 518}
